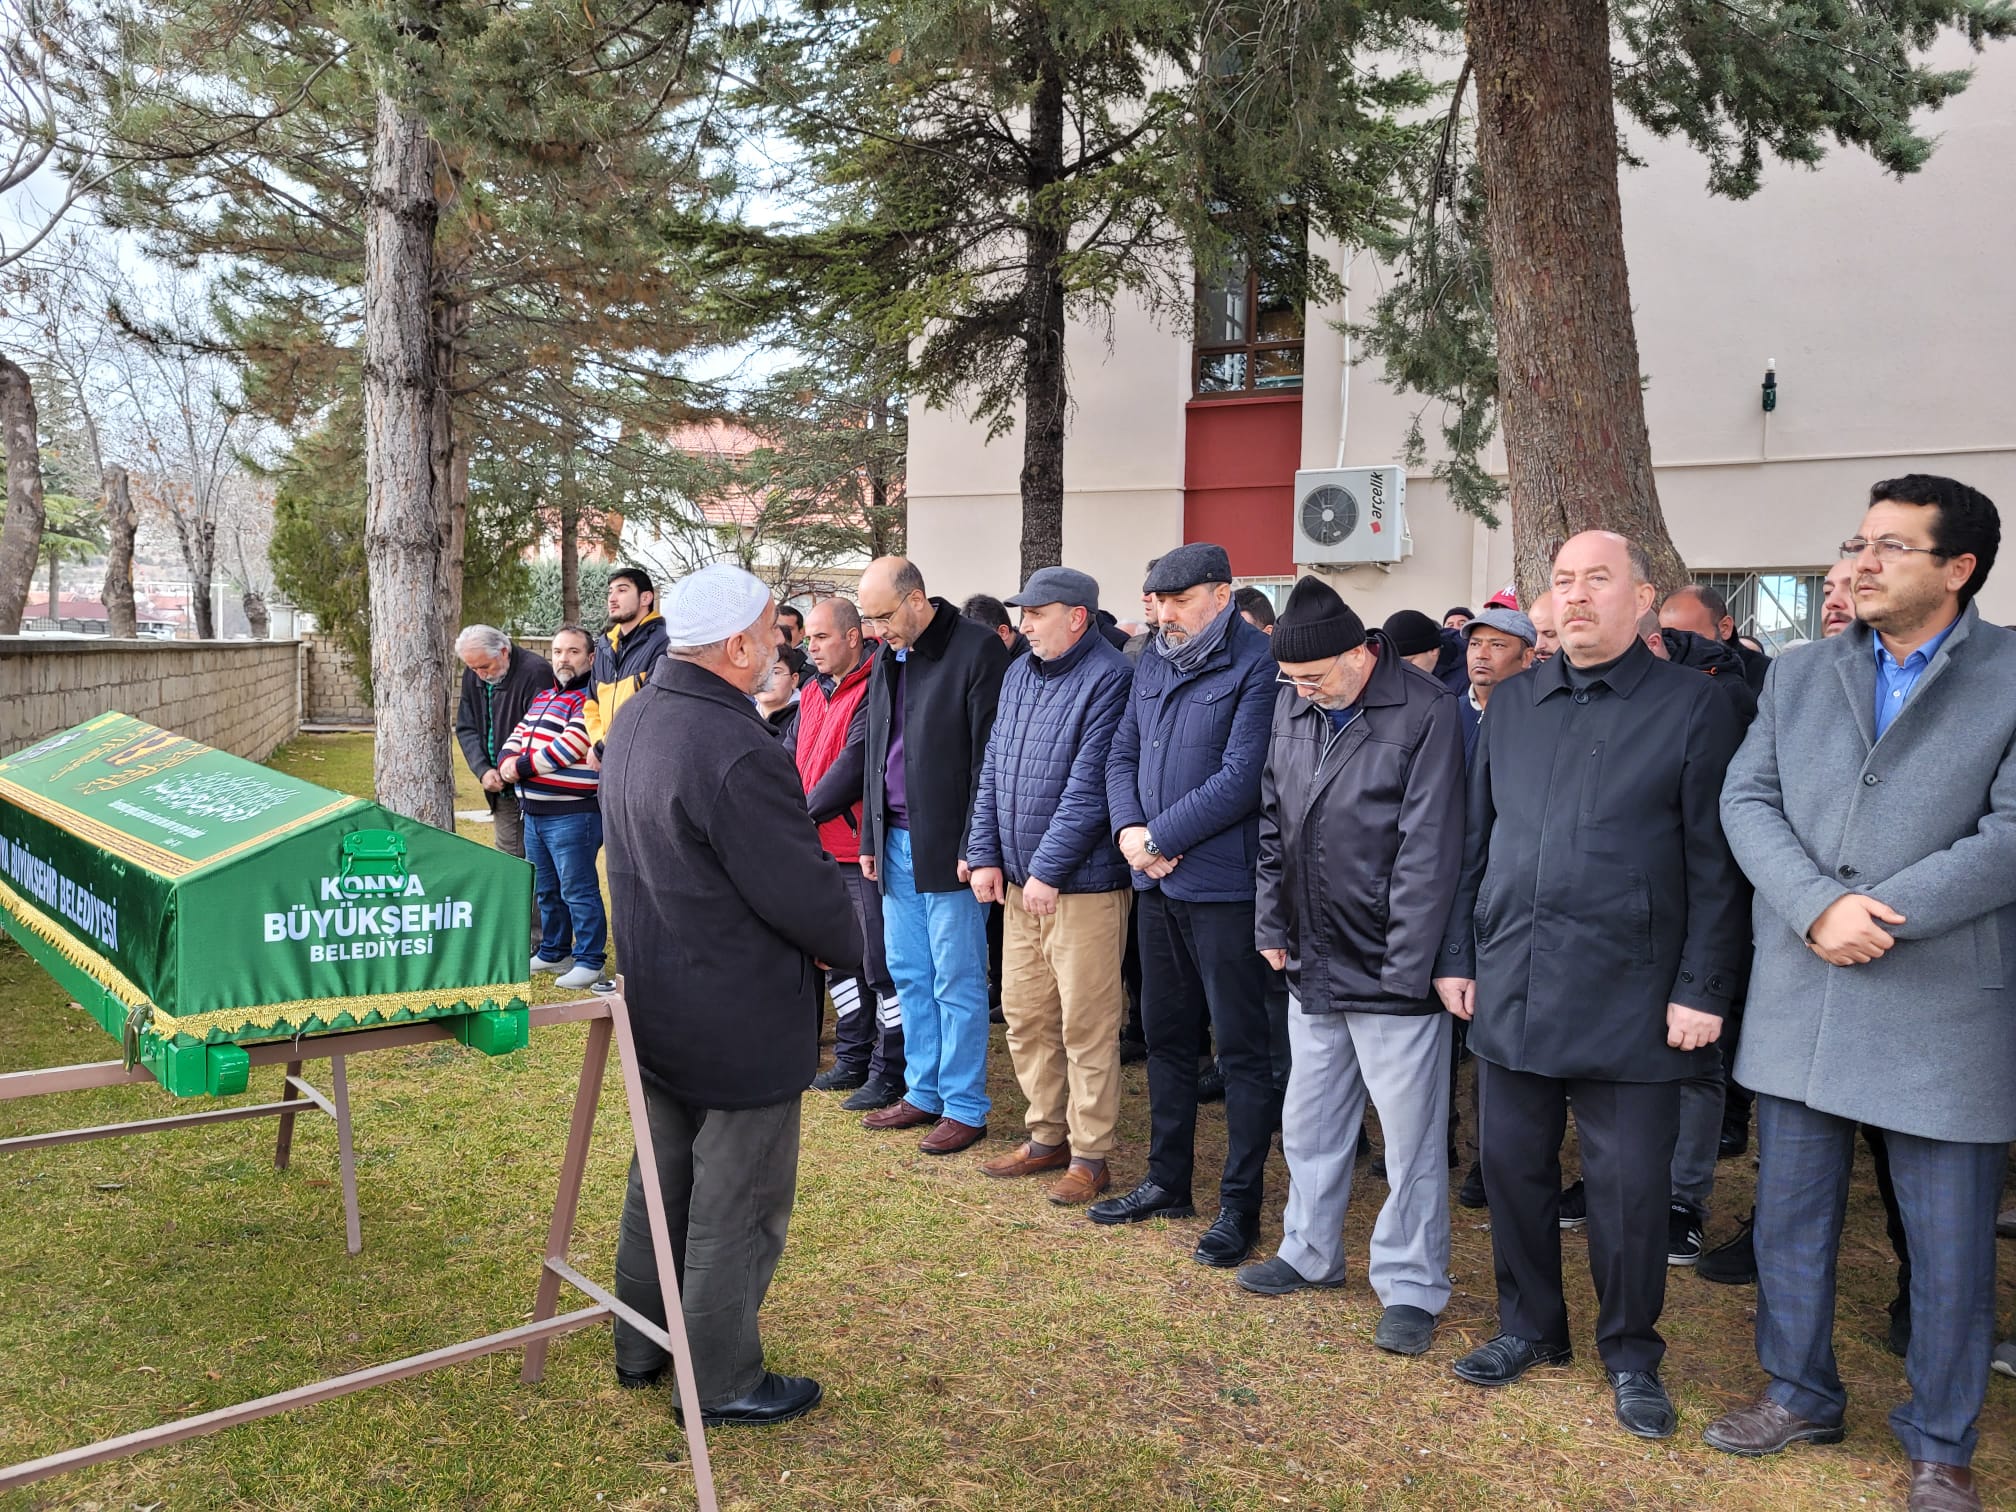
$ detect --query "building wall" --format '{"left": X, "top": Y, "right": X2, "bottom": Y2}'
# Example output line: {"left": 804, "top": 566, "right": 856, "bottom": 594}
{"left": 0, "top": 640, "right": 303, "bottom": 762}
{"left": 905, "top": 41, "right": 2016, "bottom": 626}
{"left": 300, "top": 634, "right": 557, "bottom": 727}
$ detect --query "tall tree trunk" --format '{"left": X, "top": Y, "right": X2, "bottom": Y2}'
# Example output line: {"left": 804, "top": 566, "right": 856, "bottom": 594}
{"left": 0, "top": 355, "right": 47, "bottom": 635}
{"left": 190, "top": 518, "right": 217, "bottom": 639}
{"left": 1467, "top": 0, "right": 1688, "bottom": 603}
{"left": 243, "top": 589, "right": 270, "bottom": 638}
{"left": 363, "top": 93, "right": 455, "bottom": 828}
{"left": 46, "top": 550, "right": 58, "bottom": 624}
{"left": 1017, "top": 51, "right": 1068, "bottom": 580}
{"left": 102, "top": 467, "right": 137, "bottom": 637}
{"left": 434, "top": 288, "right": 468, "bottom": 652}
{"left": 559, "top": 433, "right": 580, "bottom": 626}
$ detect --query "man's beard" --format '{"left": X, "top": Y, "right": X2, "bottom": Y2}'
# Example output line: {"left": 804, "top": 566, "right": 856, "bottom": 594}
{"left": 749, "top": 660, "right": 780, "bottom": 698}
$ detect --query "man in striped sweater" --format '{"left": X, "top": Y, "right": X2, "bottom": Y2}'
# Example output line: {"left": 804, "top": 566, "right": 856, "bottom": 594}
{"left": 497, "top": 626, "right": 608, "bottom": 992}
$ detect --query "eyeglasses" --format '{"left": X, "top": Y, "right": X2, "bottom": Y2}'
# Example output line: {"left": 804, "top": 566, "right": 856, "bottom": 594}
{"left": 1277, "top": 653, "right": 1343, "bottom": 689}
{"left": 1839, "top": 537, "right": 1946, "bottom": 562}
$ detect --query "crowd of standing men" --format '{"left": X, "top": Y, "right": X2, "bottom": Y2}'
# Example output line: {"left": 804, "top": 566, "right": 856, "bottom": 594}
{"left": 450, "top": 473, "right": 2013, "bottom": 1512}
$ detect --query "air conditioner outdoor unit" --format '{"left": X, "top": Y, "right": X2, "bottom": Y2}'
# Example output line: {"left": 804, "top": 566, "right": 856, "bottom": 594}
{"left": 1292, "top": 466, "right": 1409, "bottom": 566}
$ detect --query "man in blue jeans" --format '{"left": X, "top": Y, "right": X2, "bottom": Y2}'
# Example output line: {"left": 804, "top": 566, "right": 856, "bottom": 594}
{"left": 496, "top": 625, "right": 609, "bottom": 992}
{"left": 854, "top": 557, "right": 1010, "bottom": 1155}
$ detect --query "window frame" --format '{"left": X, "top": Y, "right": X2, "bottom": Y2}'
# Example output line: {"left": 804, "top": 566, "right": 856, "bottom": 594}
{"left": 1192, "top": 263, "right": 1306, "bottom": 400}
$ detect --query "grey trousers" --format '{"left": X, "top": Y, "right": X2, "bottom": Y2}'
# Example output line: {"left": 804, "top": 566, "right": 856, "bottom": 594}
{"left": 1671, "top": 1043, "right": 1725, "bottom": 1217}
{"left": 1278, "top": 1002, "right": 1452, "bottom": 1312}
{"left": 612, "top": 1082, "right": 801, "bottom": 1406}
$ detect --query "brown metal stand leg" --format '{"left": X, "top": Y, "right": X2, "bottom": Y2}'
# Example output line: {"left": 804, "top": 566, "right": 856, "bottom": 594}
{"left": 330, "top": 1055, "right": 361, "bottom": 1256}
{"left": 273, "top": 1060, "right": 304, "bottom": 1169}
{"left": 521, "top": 1014, "right": 612, "bottom": 1385}
{"left": 607, "top": 992, "right": 719, "bottom": 1512}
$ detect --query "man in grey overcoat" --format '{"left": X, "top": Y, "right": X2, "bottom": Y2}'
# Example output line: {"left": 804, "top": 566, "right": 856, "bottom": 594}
{"left": 1707, "top": 475, "right": 2015, "bottom": 1512}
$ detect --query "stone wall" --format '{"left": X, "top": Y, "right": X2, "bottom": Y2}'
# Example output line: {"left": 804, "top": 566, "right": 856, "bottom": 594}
{"left": 300, "top": 633, "right": 558, "bottom": 727}
{"left": 0, "top": 639, "right": 303, "bottom": 761}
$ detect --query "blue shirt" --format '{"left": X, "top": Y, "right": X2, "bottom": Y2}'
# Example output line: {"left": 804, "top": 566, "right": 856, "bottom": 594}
{"left": 1873, "top": 618, "right": 1957, "bottom": 739}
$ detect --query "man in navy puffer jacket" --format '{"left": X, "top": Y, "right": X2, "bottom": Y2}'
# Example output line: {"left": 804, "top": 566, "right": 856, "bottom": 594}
{"left": 965, "top": 567, "right": 1134, "bottom": 1207}
{"left": 1093, "top": 543, "right": 1280, "bottom": 1267}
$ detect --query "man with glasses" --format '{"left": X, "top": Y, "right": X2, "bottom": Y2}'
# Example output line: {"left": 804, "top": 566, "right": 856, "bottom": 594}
{"left": 853, "top": 557, "right": 1010, "bottom": 1156}
{"left": 1093, "top": 543, "right": 1279, "bottom": 1269}
{"left": 1235, "top": 577, "right": 1466, "bottom": 1359}
{"left": 1708, "top": 477, "right": 2015, "bottom": 1512}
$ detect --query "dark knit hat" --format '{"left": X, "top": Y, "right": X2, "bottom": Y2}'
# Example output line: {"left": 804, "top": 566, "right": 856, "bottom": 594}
{"left": 1382, "top": 609, "right": 1443, "bottom": 659}
{"left": 1272, "top": 575, "right": 1366, "bottom": 663}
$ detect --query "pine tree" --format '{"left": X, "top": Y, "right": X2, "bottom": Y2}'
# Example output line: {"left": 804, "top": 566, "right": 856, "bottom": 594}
{"left": 1357, "top": 0, "right": 2015, "bottom": 597}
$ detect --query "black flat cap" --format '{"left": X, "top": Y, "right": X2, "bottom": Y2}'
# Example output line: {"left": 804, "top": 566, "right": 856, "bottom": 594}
{"left": 1143, "top": 543, "right": 1232, "bottom": 594}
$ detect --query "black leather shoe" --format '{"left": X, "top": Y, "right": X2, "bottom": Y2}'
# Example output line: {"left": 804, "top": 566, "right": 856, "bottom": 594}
{"left": 811, "top": 1064, "right": 867, "bottom": 1092}
{"left": 1451, "top": 1333, "right": 1572, "bottom": 1387}
{"left": 1118, "top": 1035, "right": 1148, "bottom": 1065}
{"left": 677, "top": 1371, "right": 823, "bottom": 1428}
{"left": 1610, "top": 1369, "right": 1677, "bottom": 1439}
{"left": 1374, "top": 1305, "right": 1438, "bottom": 1356}
{"left": 1088, "top": 1180, "right": 1195, "bottom": 1226}
{"left": 1193, "top": 1207, "right": 1260, "bottom": 1268}
{"left": 1718, "top": 1126, "right": 1749, "bottom": 1159}
{"left": 1697, "top": 1211, "right": 1757, "bottom": 1285}
{"left": 1887, "top": 1297, "right": 1912, "bottom": 1359}
{"left": 1196, "top": 1063, "right": 1226, "bottom": 1103}
{"left": 617, "top": 1363, "right": 665, "bottom": 1390}
{"left": 840, "top": 1076, "right": 902, "bottom": 1112}
{"left": 1457, "top": 1162, "right": 1488, "bottom": 1209}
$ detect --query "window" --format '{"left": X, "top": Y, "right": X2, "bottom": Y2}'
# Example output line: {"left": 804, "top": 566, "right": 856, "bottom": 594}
{"left": 1693, "top": 571, "right": 1829, "bottom": 653}
{"left": 1194, "top": 261, "right": 1304, "bottom": 398}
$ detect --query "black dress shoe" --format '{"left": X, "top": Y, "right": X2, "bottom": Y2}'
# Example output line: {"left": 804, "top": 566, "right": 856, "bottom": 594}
{"left": 1696, "top": 1212, "right": 1757, "bottom": 1286}
{"left": 617, "top": 1363, "right": 666, "bottom": 1390}
{"left": 1610, "top": 1369, "right": 1676, "bottom": 1439}
{"left": 1088, "top": 1179, "right": 1195, "bottom": 1226}
{"left": 1886, "top": 1297, "right": 1912, "bottom": 1359}
{"left": 1457, "top": 1162, "right": 1488, "bottom": 1209}
{"left": 840, "top": 1076, "right": 903, "bottom": 1112}
{"left": 1193, "top": 1207, "right": 1259, "bottom": 1268}
{"left": 1451, "top": 1332, "right": 1572, "bottom": 1387}
{"left": 1196, "top": 1063, "right": 1226, "bottom": 1103}
{"left": 1118, "top": 1035, "right": 1148, "bottom": 1065}
{"left": 811, "top": 1064, "right": 867, "bottom": 1092}
{"left": 1718, "top": 1126, "right": 1749, "bottom": 1159}
{"left": 677, "top": 1371, "right": 823, "bottom": 1428}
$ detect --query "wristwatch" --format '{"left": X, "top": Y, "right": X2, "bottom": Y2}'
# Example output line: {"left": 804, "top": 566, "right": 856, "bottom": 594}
{"left": 1142, "top": 832, "right": 1163, "bottom": 859}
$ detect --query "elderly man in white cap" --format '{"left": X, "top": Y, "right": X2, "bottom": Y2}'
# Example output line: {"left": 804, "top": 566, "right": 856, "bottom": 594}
{"left": 599, "top": 563, "right": 862, "bottom": 1428}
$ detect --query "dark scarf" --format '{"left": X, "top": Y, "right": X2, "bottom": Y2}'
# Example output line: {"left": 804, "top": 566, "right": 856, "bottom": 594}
{"left": 1158, "top": 597, "right": 1238, "bottom": 677}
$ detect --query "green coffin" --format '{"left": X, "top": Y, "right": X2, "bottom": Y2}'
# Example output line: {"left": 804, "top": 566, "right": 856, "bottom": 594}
{"left": 0, "top": 713, "right": 534, "bottom": 1095}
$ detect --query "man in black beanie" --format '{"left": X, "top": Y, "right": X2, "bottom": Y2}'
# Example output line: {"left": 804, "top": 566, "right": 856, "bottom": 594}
{"left": 1239, "top": 578, "right": 1467, "bottom": 1359}
{"left": 1096, "top": 542, "right": 1281, "bottom": 1267}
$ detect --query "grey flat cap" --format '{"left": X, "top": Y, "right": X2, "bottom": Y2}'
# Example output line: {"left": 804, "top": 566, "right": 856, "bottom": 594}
{"left": 1143, "top": 543, "right": 1232, "bottom": 594}
{"left": 1006, "top": 565, "right": 1100, "bottom": 613}
{"left": 1464, "top": 605, "right": 1537, "bottom": 645}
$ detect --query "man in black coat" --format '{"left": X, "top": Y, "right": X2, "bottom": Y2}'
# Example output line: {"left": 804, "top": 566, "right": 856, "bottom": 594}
{"left": 1433, "top": 530, "right": 1749, "bottom": 1441}
{"left": 856, "top": 557, "right": 1011, "bottom": 1155}
{"left": 454, "top": 624, "right": 552, "bottom": 863}
{"left": 600, "top": 563, "right": 860, "bottom": 1429}
{"left": 1238, "top": 578, "right": 1467, "bottom": 1360}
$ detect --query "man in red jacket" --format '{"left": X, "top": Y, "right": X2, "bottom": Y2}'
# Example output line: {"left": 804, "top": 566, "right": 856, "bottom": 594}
{"left": 793, "top": 597, "right": 906, "bottom": 1111}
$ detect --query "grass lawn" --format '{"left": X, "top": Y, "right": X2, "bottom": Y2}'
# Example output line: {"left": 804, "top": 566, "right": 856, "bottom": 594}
{"left": 3, "top": 731, "right": 2014, "bottom": 1509}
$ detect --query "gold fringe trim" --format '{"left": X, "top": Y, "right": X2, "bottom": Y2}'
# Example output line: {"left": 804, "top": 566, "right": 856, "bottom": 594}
{"left": 151, "top": 981, "right": 531, "bottom": 1043}
{"left": 0, "top": 872, "right": 147, "bottom": 1010}
{"left": 0, "top": 872, "right": 528, "bottom": 1044}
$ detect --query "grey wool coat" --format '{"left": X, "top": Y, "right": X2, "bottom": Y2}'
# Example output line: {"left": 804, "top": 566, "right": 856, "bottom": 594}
{"left": 1721, "top": 604, "right": 2016, "bottom": 1143}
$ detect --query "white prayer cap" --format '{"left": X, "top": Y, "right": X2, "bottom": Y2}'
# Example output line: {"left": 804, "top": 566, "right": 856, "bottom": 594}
{"left": 661, "top": 563, "right": 772, "bottom": 645}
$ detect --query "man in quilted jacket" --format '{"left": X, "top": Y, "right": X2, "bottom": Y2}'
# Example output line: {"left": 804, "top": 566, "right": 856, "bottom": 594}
{"left": 965, "top": 568, "right": 1135, "bottom": 1206}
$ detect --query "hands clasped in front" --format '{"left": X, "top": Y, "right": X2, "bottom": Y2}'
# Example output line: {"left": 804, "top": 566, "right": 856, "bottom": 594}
{"left": 1430, "top": 976, "right": 1723, "bottom": 1051}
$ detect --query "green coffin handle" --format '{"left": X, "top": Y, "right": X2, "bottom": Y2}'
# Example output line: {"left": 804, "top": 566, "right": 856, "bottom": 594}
{"left": 339, "top": 829, "right": 409, "bottom": 887}
{"left": 453, "top": 1005, "right": 529, "bottom": 1057}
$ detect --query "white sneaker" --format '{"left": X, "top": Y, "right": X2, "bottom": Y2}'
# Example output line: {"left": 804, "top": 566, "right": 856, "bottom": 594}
{"left": 555, "top": 963, "right": 600, "bottom": 990}
{"left": 531, "top": 953, "right": 575, "bottom": 975}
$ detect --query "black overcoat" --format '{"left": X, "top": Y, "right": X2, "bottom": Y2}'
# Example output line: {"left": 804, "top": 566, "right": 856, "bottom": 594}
{"left": 601, "top": 657, "right": 860, "bottom": 1108}
{"left": 1438, "top": 639, "right": 1749, "bottom": 1081}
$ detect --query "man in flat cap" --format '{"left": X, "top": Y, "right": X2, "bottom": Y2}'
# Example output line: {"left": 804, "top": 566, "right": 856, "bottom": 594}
{"left": 1238, "top": 577, "right": 1467, "bottom": 1357}
{"left": 1095, "top": 542, "right": 1280, "bottom": 1267}
{"left": 600, "top": 562, "right": 862, "bottom": 1428}
{"left": 965, "top": 567, "right": 1136, "bottom": 1205}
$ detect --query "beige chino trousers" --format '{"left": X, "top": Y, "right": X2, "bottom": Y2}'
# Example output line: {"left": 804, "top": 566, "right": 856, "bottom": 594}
{"left": 1000, "top": 885, "right": 1130, "bottom": 1160}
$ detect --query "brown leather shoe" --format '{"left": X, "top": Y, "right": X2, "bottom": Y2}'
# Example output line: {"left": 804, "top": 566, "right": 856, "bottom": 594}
{"left": 979, "top": 1141, "right": 1071, "bottom": 1178}
{"left": 919, "top": 1117, "right": 987, "bottom": 1155}
{"left": 1046, "top": 1162, "right": 1111, "bottom": 1206}
{"left": 1909, "top": 1462, "right": 1981, "bottom": 1512}
{"left": 1702, "top": 1394, "right": 1845, "bottom": 1456}
{"left": 861, "top": 1099, "right": 937, "bottom": 1131}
